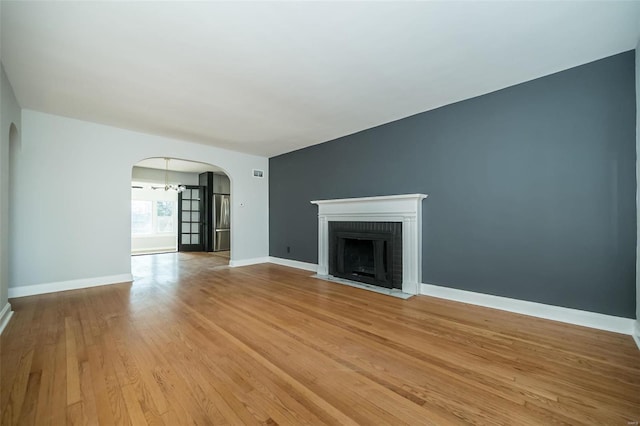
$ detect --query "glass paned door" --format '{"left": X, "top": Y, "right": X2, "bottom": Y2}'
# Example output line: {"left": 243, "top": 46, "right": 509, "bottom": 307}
{"left": 178, "top": 186, "right": 204, "bottom": 252}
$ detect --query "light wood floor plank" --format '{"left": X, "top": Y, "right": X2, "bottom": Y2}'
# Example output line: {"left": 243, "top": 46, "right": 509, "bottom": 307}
{"left": 85, "top": 344, "right": 116, "bottom": 426}
{"left": 120, "top": 384, "right": 148, "bottom": 426}
{"left": 65, "top": 317, "right": 82, "bottom": 406}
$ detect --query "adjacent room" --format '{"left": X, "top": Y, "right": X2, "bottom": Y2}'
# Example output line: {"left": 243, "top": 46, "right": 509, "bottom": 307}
{"left": 130, "top": 157, "right": 232, "bottom": 258}
{"left": 1, "top": 2, "right": 639, "bottom": 425}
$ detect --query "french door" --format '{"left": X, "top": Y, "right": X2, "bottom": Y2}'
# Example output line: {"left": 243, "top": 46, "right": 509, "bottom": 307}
{"left": 178, "top": 185, "right": 204, "bottom": 252}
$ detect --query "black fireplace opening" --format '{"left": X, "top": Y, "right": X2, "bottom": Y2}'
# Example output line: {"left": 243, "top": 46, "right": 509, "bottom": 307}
{"left": 329, "top": 222, "right": 402, "bottom": 289}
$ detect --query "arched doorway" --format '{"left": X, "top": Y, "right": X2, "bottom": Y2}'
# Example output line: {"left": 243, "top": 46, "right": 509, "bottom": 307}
{"left": 8, "top": 122, "right": 20, "bottom": 283}
{"left": 130, "top": 157, "right": 231, "bottom": 260}
{"left": 8, "top": 123, "right": 20, "bottom": 186}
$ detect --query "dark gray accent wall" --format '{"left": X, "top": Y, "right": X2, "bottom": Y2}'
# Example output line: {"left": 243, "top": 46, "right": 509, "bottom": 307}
{"left": 269, "top": 51, "right": 637, "bottom": 318}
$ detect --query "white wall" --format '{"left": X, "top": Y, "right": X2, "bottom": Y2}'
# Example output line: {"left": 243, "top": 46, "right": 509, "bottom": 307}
{"left": 636, "top": 44, "right": 640, "bottom": 343}
{"left": 0, "top": 63, "right": 21, "bottom": 323}
{"left": 132, "top": 235, "right": 177, "bottom": 254}
{"left": 9, "top": 110, "right": 269, "bottom": 290}
{"left": 132, "top": 166, "right": 200, "bottom": 186}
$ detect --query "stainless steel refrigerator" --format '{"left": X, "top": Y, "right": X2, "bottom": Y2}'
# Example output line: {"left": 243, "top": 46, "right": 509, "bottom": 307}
{"left": 213, "top": 194, "right": 230, "bottom": 251}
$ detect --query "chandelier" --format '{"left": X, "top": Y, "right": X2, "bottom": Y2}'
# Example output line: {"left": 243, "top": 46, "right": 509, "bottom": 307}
{"left": 153, "top": 158, "right": 186, "bottom": 192}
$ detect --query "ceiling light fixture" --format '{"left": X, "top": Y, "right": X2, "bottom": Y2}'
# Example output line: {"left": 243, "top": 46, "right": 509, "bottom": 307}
{"left": 152, "top": 158, "right": 186, "bottom": 192}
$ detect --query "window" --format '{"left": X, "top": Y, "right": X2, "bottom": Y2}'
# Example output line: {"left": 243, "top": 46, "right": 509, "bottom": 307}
{"left": 131, "top": 200, "right": 177, "bottom": 235}
{"left": 156, "top": 201, "right": 175, "bottom": 233}
{"left": 131, "top": 200, "right": 153, "bottom": 235}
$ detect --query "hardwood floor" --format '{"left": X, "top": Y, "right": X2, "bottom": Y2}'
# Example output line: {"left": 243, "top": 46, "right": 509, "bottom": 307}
{"left": 2, "top": 252, "right": 639, "bottom": 425}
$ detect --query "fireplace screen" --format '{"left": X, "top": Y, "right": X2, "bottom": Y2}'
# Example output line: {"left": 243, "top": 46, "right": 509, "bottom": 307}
{"left": 329, "top": 222, "right": 402, "bottom": 289}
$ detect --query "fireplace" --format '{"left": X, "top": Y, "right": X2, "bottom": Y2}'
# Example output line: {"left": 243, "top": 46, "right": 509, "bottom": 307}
{"left": 329, "top": 222, "right": 402, "bottom": 289}
{"left": 311, "top": 194, "right": 427, "bottom": 295}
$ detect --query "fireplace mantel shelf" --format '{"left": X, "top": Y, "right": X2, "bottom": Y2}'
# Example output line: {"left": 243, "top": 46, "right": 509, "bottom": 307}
{"left": 311, "top": 194, "right": 427, "bottom": 205}
{"left": 311, "top": 193, "right": 427, "bottom": 295}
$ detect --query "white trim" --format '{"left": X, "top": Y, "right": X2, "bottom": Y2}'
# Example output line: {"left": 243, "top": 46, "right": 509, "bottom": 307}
{"left": 420, "top": 283, "right": 635, "bottom": 335}
{"left": 0, "top": 303, "right": 13, "bottom": 335}
{"left": 228, "top": 256, "right": 317, "bottom": 271}
{"left": 268, "top": 256, "right": 318, "bottom": 272}
{"left": 8, "top": 273, "right": 133, "bottom": 298}
{"left": 131, "top": 247, "right": 177, "bottom": 254}
{"left": 310, "top": 194, "right": 428, "bottom": 205}
{"left": 633, "top": 320, "right": 640, "bottom": 350}
{"left": 228, "top": 257, "right": 269, "bottom": 268}
{"left": 311, "top": 194, "right": 427, "bottom": 295}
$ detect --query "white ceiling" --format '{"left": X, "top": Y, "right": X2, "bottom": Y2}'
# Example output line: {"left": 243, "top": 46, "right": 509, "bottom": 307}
{"left": 2, "top": 2, "right": 639, "bottom": 158}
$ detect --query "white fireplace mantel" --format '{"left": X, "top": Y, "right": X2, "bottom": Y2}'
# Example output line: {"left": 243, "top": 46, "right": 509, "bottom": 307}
{"left": 310, "top": 194, "right": 427, "bottom": 295}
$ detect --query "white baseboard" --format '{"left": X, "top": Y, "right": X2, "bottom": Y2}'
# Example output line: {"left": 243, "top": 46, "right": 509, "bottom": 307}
{"left": 268, "top": 257, "right": 318, "bottom": 272}
{"left": 131, "top": 247, "right": 176, "bottom": 254}
{"left": 8, "top": 273, "right": 134, "bottom": 298}
{"left": 633, "top": 320, "right": 640, "bottom": 350}
{"left": 0, "top": 302, "right": 13, "bottom": 335}
{"left": 228, "top": 257, "right": 270, "bottom": 268}
{"left": 420, "top": 283, "right": 635, "bottom": 336}
{"left": 227, "top": 256, "right": 318, "bottom": 272}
